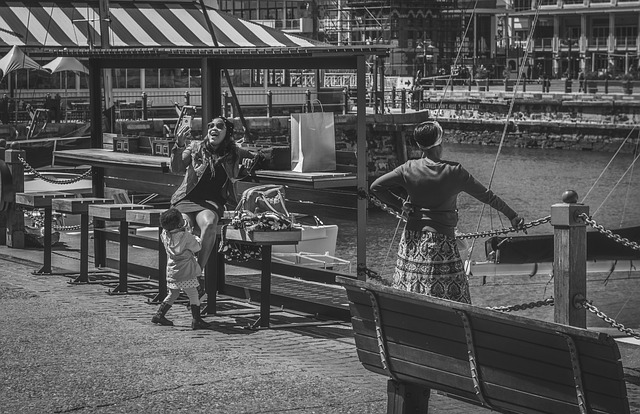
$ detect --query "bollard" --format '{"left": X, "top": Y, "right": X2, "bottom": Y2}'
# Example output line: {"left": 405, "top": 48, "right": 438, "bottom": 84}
{"left": 184, "top": 91, "right": 190, "bottom": 106}
{"left": 551, "top": 190, "right": 588, "bottom": 328}
{"left": 391, "top": 87, "right": 396, "bottom": 109}
{"left": 522, "top": 79, "right": 526, "bottom": 92}
{"left": 564, "top": 79, "right": 572, "bottom": 93}
{"left": 416, "top": 88, "right": 422, "bottom": 111}
{"left": 266, "top": 90, "right": 273, "bottom": 118}
{"left": 343, "top": 88, "right": 349, "bottom": 115}
{"left": 141, "top": 92, "right": 148, "bottom": 120}
{"left": 305, "top": 90, "right": 312, "bottom": 113}
{"left": 5, "top": 147, "right": 25, "bottom": 248}
{"left": 400, "top": 89, "right": 406, "bottom": 114}
{"left": 604, "top": 78, "right": 609, "bottom": 94}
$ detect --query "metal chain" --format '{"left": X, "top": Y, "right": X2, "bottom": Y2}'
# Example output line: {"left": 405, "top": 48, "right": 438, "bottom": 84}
{"left": 23, "top": 209, "right": 84, "bottom": 231}
{"left": 366, "top": 191, "right": 551, "bottom": 239}
{"left": 578, "top": 298, "right": 640, "bottom": 340}
{"left": 488, "top": 297, "right": 554, "bottom": 312}
{"left": 456, "top": 216, "right": 551, "bottom": 240}
{"left": 579, "top": 213, "right": 640, "bottom": 252}
{"left": 18, "top": 154, "right": 92, "bottom": 185}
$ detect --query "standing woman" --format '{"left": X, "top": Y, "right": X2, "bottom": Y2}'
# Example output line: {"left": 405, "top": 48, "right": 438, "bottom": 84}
{"left": 170, "top": 116, "right": 259, "bottom": 273}
{"left": 369, "top": 120, "right": 524, "bottom": 304}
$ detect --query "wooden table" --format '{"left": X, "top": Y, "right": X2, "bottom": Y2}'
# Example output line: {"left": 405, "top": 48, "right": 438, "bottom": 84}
{"left": 222, "top": 227, "right": 302, "bottom": 329}
{"left": 53, "top": 148, "right": 356, "bottom": 191}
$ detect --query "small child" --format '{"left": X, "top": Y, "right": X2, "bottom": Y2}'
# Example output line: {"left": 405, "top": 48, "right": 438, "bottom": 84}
{"left": 152, "top": 208, "right": 211, "bottom": 330}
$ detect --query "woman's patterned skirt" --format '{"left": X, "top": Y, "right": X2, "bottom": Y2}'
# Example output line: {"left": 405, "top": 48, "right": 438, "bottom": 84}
{"left": 393, "top": 229, "right": 471, "bottom": 304}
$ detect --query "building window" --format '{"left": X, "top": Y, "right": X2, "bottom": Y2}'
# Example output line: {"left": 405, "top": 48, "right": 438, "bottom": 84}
{"left": 145, "top": 69, "right": 159, "bottom": 89}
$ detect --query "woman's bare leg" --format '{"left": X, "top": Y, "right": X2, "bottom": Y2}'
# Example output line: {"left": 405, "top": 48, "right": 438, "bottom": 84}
{"left": 195, "top": 209, "right": 219, "bottom": 269}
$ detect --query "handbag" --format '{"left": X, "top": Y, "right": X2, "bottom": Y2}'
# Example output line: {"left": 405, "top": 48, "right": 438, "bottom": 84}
{"left": 290, "top": 112, "right": 336, "bottom": 172}
{"left": 235, "top": 184, "right": 291, "bottom": 218}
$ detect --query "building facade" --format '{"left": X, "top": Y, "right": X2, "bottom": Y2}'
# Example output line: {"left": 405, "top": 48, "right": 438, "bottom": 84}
{"left": 505, "top": 0, "right": 640, "bottom": 79}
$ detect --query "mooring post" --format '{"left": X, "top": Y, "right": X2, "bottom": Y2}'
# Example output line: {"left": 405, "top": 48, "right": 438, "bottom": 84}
{"left": 5, "top": 146, "right": 24, "bottom": 248}
{"left": 551, "top": 190, "right": 588, "bottom": 328}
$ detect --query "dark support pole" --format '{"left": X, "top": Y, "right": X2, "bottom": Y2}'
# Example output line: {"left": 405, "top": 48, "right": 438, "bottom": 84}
{"left": 379, "top": 57, "right": 385, "bottom": 113}
{"left": 259, "top": 245, "right": 272, "bottom": 328}
{"left": 202, "top": 57, "right": 220, "bottom": 122}
{"left": 551, "top": 190, "right": 588, "bottom": 328}
{"left": 141, "top": 92, "right": 148, "bottom": 120}
{"left": 391, "top": 86, "right": 396, "bottom": 108}
{"left": 343, "top": 88, "right": 349, "bottom": 115}
{"left": 184, "top": 91, "right": 190, "bottom": 105}
{"left": 88, "top": 58, "right": 106, "bottom": 266}
{"left": 604, "top": 78, "right": 609, "bottom": 94}
{"left": 5, "top": 148, "right": 24, "bottom": 248}
{"left": 266, "top": 90, "right": 273, "bottom": 118}
{"left": 387, "top": 380, "right": 431, "bottom": 414}
{"left": 305, "top": 90, "right": 312, "bottom": 112}
{"left": 356, "top": 55, "right": 367, "bottom": 280}
{"left": 400, "top": 89, "right": 406, "bottom": 114}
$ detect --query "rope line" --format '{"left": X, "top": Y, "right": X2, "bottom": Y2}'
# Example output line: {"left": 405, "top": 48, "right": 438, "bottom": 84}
{"left": 582, "top": 127, "right": 636, "bottom": 204}
{"left": 591, "top": 151, "right": 640, "bottom": 218}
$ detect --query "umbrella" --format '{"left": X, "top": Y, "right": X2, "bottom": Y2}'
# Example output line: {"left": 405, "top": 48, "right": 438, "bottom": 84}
{"left": 43, "top": 57, "right": 88, "bottom": 75}
{"left": 0, "top": 45, "right": 43, "bottom": 79}
{"left": 43, "top": 57, "right": 89, "bottom": 122}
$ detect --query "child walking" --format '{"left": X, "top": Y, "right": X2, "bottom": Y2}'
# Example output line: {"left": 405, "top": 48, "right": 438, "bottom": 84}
{"left": 152, "top": 208, "right": 211, "bottom": 330}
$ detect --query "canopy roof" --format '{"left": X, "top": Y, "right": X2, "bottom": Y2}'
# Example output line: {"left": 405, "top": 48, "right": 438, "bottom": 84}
{"left": 0, "top": 44, "right": 43, "bottom": 78}
{"left": 43, "top": 56, "right": 89, "bottom": 74}
{"left": 0, "top": 1, "right": 387, "bottom": 58}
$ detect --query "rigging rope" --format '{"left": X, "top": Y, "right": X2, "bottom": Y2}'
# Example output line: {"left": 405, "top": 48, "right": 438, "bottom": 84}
{"left": 591, "top": 151, "right": 640, "bottom": 218}
{"left": 620, "top": 136, "right": 640, "bottom": 228}
{"left": 582, "top": 126, "right": 636, "bottom": 204}
{"left": 465, "top": 3, "right": 542, "bottom": 270}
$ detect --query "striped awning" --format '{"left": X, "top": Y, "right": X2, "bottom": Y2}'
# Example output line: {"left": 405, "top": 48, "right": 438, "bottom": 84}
{"left": 0, "top": 2, "right": 324, "bottom": 50}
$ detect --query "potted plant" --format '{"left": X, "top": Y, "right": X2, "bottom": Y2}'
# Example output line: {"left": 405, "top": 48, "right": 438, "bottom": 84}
{"left": 476, "top": 66, "right": 490, "bottom": 91}
{"left": 584, "top": 71, "right": 598, "bottom": 93}
{"left": 621, "top": 73, "right": 634, "bottom": 95}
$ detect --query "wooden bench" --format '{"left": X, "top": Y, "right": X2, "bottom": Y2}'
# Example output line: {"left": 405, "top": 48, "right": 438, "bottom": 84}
{"left": 337, "top": 277, "right": 630, "bottom": 414}
{"left": 15, "top": 191, "right": 75, "bottom": 274}
{"left": 52, "top": 197, "right": 115, "bottom": 283}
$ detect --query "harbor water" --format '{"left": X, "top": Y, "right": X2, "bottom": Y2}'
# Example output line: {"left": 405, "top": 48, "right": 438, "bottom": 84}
{"left": 334, "top": 143, "right": 640, "bottom": 277}
{"left": 329, "top": 143, "right": 640, "bottom": 327}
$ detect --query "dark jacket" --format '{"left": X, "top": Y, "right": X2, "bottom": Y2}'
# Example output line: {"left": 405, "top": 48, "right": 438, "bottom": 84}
{"left": 169, "top": 140, "right": 257, "bottom": 208}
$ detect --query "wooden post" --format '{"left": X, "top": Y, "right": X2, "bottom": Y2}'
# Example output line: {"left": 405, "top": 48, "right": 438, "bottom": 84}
{"left": 5, "top": 147, "right": 24, "bottom": 248}
{"left": 551, "top": 190, "right": 588, "bottom": 328}
{"left": 387, "top": 380, "right": 431, "bottom": 414}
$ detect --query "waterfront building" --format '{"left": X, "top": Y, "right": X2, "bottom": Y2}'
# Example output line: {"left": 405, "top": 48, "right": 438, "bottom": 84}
{"left": 504, "top": 0, "right": 640, "bottom": 80}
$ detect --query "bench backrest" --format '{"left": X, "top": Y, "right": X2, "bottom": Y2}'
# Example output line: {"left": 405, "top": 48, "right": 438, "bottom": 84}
{"left": 337, "top": 277, "right": 630, "bottom": 414}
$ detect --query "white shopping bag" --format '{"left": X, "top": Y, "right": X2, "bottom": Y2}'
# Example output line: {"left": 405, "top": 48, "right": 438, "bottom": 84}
{"left": 290, "top": 112, "right": 336, "bottom": 172}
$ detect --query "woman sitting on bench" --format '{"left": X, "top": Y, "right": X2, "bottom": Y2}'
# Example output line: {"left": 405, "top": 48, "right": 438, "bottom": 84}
{"left": 169, "top": 116, "right": 261, "bottom": 282}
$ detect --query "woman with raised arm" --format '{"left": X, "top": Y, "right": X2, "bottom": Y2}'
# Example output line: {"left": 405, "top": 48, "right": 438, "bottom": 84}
{"left": 370, "top": 120, "right": 524, "bottom": 304}
{"left": 169, "top": 116, "right": 260, "bottom": 276}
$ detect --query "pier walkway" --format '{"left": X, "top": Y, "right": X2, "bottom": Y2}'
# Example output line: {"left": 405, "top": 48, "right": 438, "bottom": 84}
{"left": 1, "top": 230, "right": 640, "bottom": 413}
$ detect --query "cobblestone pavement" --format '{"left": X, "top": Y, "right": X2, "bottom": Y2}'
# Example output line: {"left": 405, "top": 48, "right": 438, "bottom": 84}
{"left": 1, "top": 235, "right": 639, "bottom": 413}
{"left": 0, "top": 247, "right": 492, "bottom": 413}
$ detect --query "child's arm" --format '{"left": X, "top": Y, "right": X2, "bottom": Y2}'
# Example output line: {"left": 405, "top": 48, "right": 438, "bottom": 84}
{"left": 185, "top": 232, "right": 201, "bottom": 254}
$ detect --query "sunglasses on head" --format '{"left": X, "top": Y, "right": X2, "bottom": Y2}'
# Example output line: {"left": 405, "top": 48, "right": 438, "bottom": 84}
{"left": 208, "top": 120, "right": 226, "bottom": 130}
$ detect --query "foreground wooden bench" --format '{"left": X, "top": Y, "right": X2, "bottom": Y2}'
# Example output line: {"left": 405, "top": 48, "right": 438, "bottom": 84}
{"left": 337, "top": 277, "right": 630, "bottom": 414}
